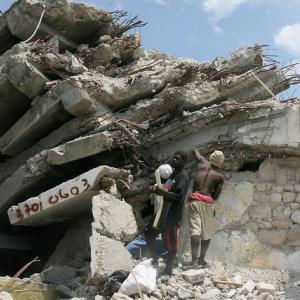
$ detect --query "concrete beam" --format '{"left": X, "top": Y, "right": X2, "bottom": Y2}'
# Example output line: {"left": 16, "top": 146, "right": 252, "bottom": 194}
{"left": 0, "top": 90, "right": 71, "bottom": 156}
{"left": 0, "top": 116, "right": 111, "bottom": 184}
{"left": 47, "top": 131, "right": 114, "bottom": 165}
{"left": 8, "top": 166, "right": 130, "bottom": 226}
{"left": 0, "top": 73, "right": 31, "bottom": 136}
{"left": 3, "top": 51, "right": 49, "bottom": 99}
{"left": 124, "top": 67, "right": 290, "bottom": 123}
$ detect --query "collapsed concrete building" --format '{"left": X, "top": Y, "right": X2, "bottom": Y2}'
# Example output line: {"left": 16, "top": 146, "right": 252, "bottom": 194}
{"left": 0, "top": 0, "right": 300, "bottom": 298}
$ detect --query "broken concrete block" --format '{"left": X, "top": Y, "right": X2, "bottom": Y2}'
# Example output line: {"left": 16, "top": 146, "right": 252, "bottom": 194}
{"left": 53, "top": 80, "right": 108, "bottom": 117}
{"left": 7, "top": 166, "right": 130, "bottom": 226}
{"left": 256, "top": 283, "right": 276, "bottom": 295}
{"left": 181, "top": 269, "right": 207, "bottom": 284}
{"left": 240, "top": 280, "right": 256, "bottom": 295}
{"left": 91, "top": 191, "right": 138, "bottom": 242}
{"left": 90, "top": 232, "right": 133, "bottom": 282}
{"left": 3, "top": 51, "right": 49, "bottom": 98}
{"left": 5, "top": 0, "right": 113, "bottom": 47}
{"left": 47, "top": 131, "right": 114, "bottom": 165}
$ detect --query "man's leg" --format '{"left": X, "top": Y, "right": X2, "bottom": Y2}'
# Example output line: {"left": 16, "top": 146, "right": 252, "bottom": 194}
{"left": 162, "top": 224, "right": 178, "bottom": 275}
{"left": 191, "top": 235, "right": 201, "bottom": 266}
{"left": 144, "top": 227, "right": 158, "bottom": 264}
{"left": 198, "top": 239, "right": 211, "bottom": 267}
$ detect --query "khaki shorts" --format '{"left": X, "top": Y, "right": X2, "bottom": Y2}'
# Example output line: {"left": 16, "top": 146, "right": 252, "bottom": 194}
{"left": 188, "top": 201, "right": 215, "bottom": 240}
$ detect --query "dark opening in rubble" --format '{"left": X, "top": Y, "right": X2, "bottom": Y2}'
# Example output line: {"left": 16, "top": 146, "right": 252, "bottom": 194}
{"left": 238, "top": 159, "right": 263, "bottom": 171}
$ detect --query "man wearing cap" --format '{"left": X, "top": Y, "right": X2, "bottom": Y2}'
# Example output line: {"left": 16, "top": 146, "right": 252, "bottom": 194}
{"left": 188, "top": 149, "right": 224, "bottom": 268}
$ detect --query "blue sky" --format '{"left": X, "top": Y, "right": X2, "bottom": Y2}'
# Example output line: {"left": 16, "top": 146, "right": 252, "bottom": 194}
{"left": 1, "top": 0, "right": 300, "bottom": 97}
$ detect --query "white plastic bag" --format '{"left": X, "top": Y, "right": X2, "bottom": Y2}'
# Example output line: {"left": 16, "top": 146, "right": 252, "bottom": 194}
{"left": 118, "top": 259, "right": 157, "bottom": 296}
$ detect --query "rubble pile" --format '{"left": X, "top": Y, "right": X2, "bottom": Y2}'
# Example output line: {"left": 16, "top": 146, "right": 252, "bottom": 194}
{"left": 0, "top": 0, "right": 300, "bottom": 299}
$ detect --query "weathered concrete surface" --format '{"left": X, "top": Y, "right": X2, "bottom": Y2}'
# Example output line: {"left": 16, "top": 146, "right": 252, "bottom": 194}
{"left": 124, "top": 67, "right": 289, "bottom": 123}
{"left": 147, "top": 99, "right": 300, "bottom": 163}
{"left": 0, "top": 115, "right": 109, "bottom": 184}
{"left": 5, "top": 0, "right": 113, "bottom": 47}
{"left": 7, "top": 166, "right": 130, "bottom": 226}
{"left": 69, "top": 62, "right": 196, "bottom": 109}
{"left": 3, "top": 50, "right": 49, "bottom": 98}
{"left": 47, "top": 131, "right": 114, "bottom": 165}
{"left": 90, "top": 231, "right": 133, "bottom": 282}
{"left": 91, "top": 191, "right": 138, "bottom": 242}
{"left": 82, "top": 34, "right": 144, "bottom": 67}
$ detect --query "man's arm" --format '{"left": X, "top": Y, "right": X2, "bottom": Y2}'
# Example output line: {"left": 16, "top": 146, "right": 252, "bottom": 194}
{"left": 212, "top": 176, "right": 224, "bottom": 200}
{"left": 193, "top": 149, "right": 209, "bottom": 165}
{"left": 152, "top": 186, "right": 178, "bottom": 201}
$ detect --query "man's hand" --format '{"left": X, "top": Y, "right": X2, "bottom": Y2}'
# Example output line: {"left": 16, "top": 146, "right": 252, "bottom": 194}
{"left": 152, "top": 185, "right": 164, "bottom": 196}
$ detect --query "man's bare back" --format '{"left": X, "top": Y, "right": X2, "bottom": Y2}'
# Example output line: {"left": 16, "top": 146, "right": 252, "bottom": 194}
{"left": 192, "top": 149, "right": 224, "bottom": 201}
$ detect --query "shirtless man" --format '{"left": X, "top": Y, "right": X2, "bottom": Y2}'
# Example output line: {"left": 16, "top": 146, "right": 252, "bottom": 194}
{"left": 188, "top": 149, "right": 224, "bottom": 268}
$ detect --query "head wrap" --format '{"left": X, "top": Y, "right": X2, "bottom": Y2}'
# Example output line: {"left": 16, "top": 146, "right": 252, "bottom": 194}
{"left": 157, "top": 164, "right": 173, "bottom": 179}
{"left": 209, "top": 150, "right": 225, "bottom": 168}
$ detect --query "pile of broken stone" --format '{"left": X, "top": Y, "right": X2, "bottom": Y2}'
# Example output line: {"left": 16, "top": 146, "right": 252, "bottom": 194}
{"left": 0, "top": 0, "right": 300, "bottom": 300}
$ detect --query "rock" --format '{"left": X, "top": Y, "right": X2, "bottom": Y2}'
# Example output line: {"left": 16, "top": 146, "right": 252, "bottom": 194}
{"left": 56, "top": 285, "right": 76, "bottom": 298}
{"left": 256, "top": 230, "right": 287, "bottom": 246}
{"left": 226, "top": 289, "right": 236, "bottom": 298}
{"left": 177, "top": 286, "right": 194, "bottom": 299}
{"left": 166, "top": 286, "right": 177, "bottom": 297}
{"left": 254, "top": 292, "right": 274, "bottom": 300}
{"left": 95, "top": 296, "right": 106, "bottom": 300}
{"left": 248, "top": 204, "right": 272, "bottom": 220}
{"left": 287, "top": 225, "right": 300, "bottom": 245}
{"left": 282, "top": 192, "right": 296, "bottom": 203}
{"left": 198, "top": 288, "right": 221, "bottom": 300}
{"left": 256, "top": 283, "right": 276, "bottom": 295}
{"left": 111, "top": 293, "right": 133, "bottom": 300}
{"left": 43, "top": 265, "right": 77, "bottom": 285}
{"left": 182, "top": 269, "right": 207, "bottom": 284}
{"left": 240, "top": 279, "right": 256, "bottom": 295}
{"left": 291, "top": 210, "right": 300, "bottom": 224}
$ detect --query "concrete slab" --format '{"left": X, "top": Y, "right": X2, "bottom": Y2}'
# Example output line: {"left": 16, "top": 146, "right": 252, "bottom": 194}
{"left": 47, "top": 131, "right": 114, "bottom": 165}
{"left": 7, "top": 166, "right": 129, "bottom": 226}
{"left": 146, "top": 99, "right": 300, "bottom": 160}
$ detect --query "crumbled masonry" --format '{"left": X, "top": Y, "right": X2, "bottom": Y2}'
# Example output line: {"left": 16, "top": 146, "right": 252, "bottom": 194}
{"left": 0, "top": 0, "right": 300, "bottom": 299}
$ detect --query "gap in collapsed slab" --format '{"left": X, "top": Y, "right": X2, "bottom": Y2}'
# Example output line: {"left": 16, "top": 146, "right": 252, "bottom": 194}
{"left": 0, "top": 212, "right": 71, "bottom": 277}
{"left": 238, "top": 159, "right": 263, "bottom": 172}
